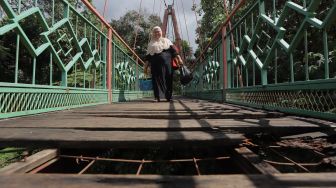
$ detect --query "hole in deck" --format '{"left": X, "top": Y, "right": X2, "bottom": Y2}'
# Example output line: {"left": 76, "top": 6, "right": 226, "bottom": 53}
{"left": 247, "top": 133, "right": 336, "bottom": 173}
{"left": 35, "top": 147, "right": 245, "bottom": 175}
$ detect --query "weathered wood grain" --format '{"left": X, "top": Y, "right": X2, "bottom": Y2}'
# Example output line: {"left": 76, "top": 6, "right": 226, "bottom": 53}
{"left": 0, "top": 173, "right": 335, "bottom": 188}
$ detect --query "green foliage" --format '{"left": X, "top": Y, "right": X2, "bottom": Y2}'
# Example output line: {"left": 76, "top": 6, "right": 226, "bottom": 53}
{"left": 181, "top": 40, "right": 192, "bottom": 58}
{"left": 0, "top": 0, "right": 103, "bottom": 86}
{"left": 0, "top": 148, "right": 24, "bottom": 168}
{"left": 195, "top": 0, "right": 336, "bottom": 83}
{"left": 194, "top": 0, "right": 225, "bottom": 52}
{"left": 110, "top": 10, "right": 162, "bottom": 58}
{"left": 0, "top": 40, "right": 11, "bottom": 60}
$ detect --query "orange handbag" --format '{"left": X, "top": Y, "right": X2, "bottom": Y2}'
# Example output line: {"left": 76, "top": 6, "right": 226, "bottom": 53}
{"left": 172, "top": 57, "right": 179, "bottom": 70}
{"left": 171, "top": 45, "right": 179, "bottom": 70}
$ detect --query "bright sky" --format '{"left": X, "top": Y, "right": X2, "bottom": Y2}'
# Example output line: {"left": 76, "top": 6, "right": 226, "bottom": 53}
{"left": 92, "top": 0, "right": 202, "bottom": 52}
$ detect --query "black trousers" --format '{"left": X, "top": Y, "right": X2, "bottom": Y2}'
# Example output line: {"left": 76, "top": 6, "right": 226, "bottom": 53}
{"left": 150, "top": 51, "right": 173, "bottom": 101}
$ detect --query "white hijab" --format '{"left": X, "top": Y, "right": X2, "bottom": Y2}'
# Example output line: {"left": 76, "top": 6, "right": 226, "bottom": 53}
{"left": 146, "top": 26, "right": 173, "bottom": 56}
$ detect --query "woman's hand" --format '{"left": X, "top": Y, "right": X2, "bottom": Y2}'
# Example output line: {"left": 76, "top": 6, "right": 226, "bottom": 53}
{"left": 177, "top": 55, "right": 184, "bottom": 66}
{"left": 144, "top": 61, "right": 150, "bottom": 75}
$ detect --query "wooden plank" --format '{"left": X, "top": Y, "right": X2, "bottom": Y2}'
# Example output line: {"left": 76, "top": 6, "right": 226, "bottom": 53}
{"left": 232, "top": 147, "right": 280, "bottom": 174}
{"left": 0, "top": 128, "right": 245, "bottom": 148}
{"left": 1, "top": 117, "right": 333, "bottom": 129}
{"left": 0, "top": 117, "right": 333, "bottom": 139}
{"left": 0, "top": 97, "right": 273, "bottom": 124}
{"left": 0, "top": 98, "right": 334, "bottom": 149}
{"left": 0, "top": 173, "right": 335, "bottom": 188}
{"left": 0, "top": 149, "right": 58, "bottom": 174}
{"left": 58, "top": 112, "right": 281, "bottom": 119}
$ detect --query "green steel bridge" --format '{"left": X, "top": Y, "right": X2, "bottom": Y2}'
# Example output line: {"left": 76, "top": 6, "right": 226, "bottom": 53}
{"left": 0, "top": 0, "right": 336, "bottom": 187}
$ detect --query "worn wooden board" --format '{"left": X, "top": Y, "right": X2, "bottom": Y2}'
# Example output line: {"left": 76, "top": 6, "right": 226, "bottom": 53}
{"left": 0, "top": 149, "right": 58, "bottom": 174}
{"left": 232, "top": 147, "right": 280, "bottom": 175}
{"left": 0, "top": 98, "right": 334, "bottom": 149}
{"left": 0, "top": 173, "right": 335, "bottom": 188}
{"left": 1, "top": 117, "right": 332, "bottom": 129}
{"left": 0, "top": 128, "right": 245, "bottom": 148}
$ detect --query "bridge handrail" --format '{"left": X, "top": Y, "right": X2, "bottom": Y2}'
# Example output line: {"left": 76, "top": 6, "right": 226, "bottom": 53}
{"left": 194, "top": 0, "right": 247, "bottom": 67}
{"left": 184, "top": 0, "right": 336, "bottom": 121}
{"left": 0, "top": 0, "right": 150, "bottom": 119}
{"left": 81, "top": 0, "right": 144, "bottom": 65}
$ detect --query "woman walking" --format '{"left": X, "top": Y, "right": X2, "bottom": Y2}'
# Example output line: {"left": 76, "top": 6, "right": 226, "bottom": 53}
{"left": 144, "top": 26, "right": 183, "bottom": 102}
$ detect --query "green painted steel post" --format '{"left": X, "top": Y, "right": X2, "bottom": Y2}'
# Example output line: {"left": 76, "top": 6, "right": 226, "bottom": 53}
{"left": 261, "top": 68, "right": 268, "bottom": 85}
{"left": 226, "top": 33, "right": 232, "bottom": 89}
{"left": 290, "top": 53, "right": 294, "bottom": 83}
{"left": 61, "top": 2, "right": 70, "bottom": 87}
{"left": 112, "top": 43, "right": 116, "bottom": 90}
{"left": 259, "top": 0, "right": 267, "bottom": 86}
{"left": 50, "top": 0, "right": 55, "bottom": 86}
{"left": 275, "top": 49, "right": 278, "bottom": 84}
{"left": 136, "top": 57, "right": 139, "bottom": 91}
{"left": 50, "top": 54, "right": 53, "bottom": 86}
{"left": 323, "top": 30, "right": 329, "bottom": 79}
{"left": 108, "top": 29, "right": 113, "bottom": 103}
{"left": 259, "top": 0, "right": 265, "bottom": 14}
{"left": 246, "top": 66, "right": 248, "bottom": 86}
{"left": 304, "top": 0, "right": 309, "bottom": 81}
{"left": 103, "top": 38, "right": 107, "bottom": 90}
{"left": 61, "top": 72, "right": 67, "bottom": 87}
{"left": 236, "top": 65, "right": 238, "bottom": 87}
{"left": 252, "top": 62, "right": 255, "bottom": 86}
{"left": 15, "top": 36, "right": 20, "bottom": 83}
{"left": 74, "top": 62, "right": 77, "bottom": 88}
{"left": 32, "top": 58, "right": 36, "bottom": 85}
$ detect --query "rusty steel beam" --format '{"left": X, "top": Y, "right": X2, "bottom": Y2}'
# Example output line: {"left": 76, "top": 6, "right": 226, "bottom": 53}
{"left": 171, "top": 7, "right": 182, "bottom": 52}
{"left": 193, "top": 157, "right": 201, "bottom": 176}
{"left": 270, "top": 148, "right": 310, "bottom": 172}
{"left": 162, "top": 9, "right": 169, "bottom": 37}
{"left": 107, "top": 28, "right": 113, "bottom": 103}
{"left": 136, "top": 159, "right": 145, "bottom": 175}
{"left": 60, "top": 155, "right": 230, "bottom": 164}
{"left": 78, "top": 159, "right": 96, "bottom": 175}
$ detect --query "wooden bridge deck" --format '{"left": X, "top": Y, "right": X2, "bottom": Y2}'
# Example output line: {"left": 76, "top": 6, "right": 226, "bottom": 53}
{"left": 1, "top": 97, "right": 336, "bottom": 187}
{"left": 1, "top": 173, "right": 336, "bottom": 188}
{"left": 0, "top": 97, "right": 334, "bottom": 149}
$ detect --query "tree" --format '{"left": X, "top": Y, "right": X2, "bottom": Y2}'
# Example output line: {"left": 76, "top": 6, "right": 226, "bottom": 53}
{"left": 194, "top": 0, "right": 226, "bottom": 52}
{"left": 110, "top": 10, "right": 162, "bottom": 58}
{"left": 195, "top": 0, "right": 336, "bottom": 83}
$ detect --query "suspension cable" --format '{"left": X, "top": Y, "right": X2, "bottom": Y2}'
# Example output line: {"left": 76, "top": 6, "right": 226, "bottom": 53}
{"left": 192, "top": 0, "right": 203, "bottom": 54}
{"left": 152, "top": 0, "right": 156, "bottom": 15}
{"left": 174, "top": 1, "right": 186, "bottom": 57}
{"left": 102, "top": 0, "right": 109, "bottom": 19}
{"left": 164, "top": 0, "right": 168, "bottom": 8}
{"left": 169, "top": 17, "right": 175, "bottom": 41}
{"left": 224, "top": 0, "right": 244, "bottom": 87}
{"left": 159, "top": 0, "right": 163, "bottom": 17}
{"left": 133, "top": 0, "right": 143, "bottom": 50}
{"left": 100, "top": 0, "right": 109, "bottom": 30}
{"left": 98, "top": 0, "right": 109, "bottom": 52}
{"left": 148, "top": 0, "right": 158, "bottom": 44}
{"left": 180, "top": 0, "right": 191, "bottom": 47}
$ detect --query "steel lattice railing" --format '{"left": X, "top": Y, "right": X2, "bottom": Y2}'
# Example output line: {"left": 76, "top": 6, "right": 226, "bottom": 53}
{"left": 0, "top": 0, "right": 149, "bottom": 119}
{"left": 184, "top": 0, "right": 336, "bottom": 120}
